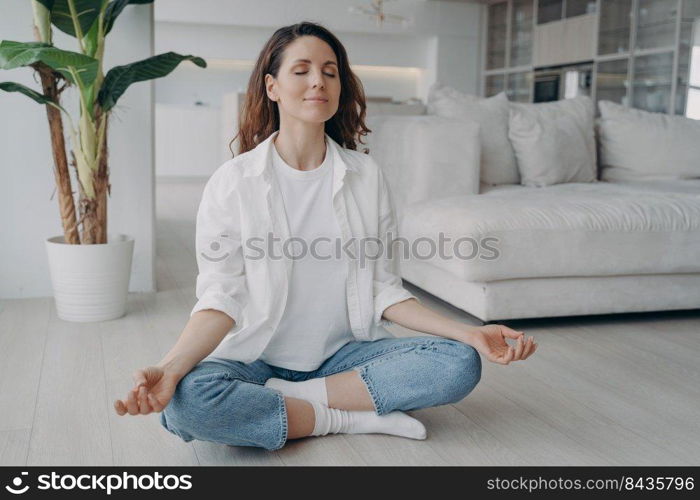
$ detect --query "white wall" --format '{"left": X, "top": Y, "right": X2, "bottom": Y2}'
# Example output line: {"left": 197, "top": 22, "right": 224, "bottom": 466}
{"left": 0, "top": 1, "right": 155, "bottom": 298}
{"left": 154, "top": 0, "right": 483, "bottom": 101}
{"left": 153, "top": 0, "right": 483, "bottom": 177}
{"left": 152, "top": 29, "right": 428, "bottom": 107}
{"left": 156, "top": 103, "right": 222, "bottom": 177}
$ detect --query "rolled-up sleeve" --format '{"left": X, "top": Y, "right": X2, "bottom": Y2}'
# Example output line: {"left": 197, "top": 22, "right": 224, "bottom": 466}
{"left": 190, "top": 166, "right": 249, "bottom": 327}
{"left": 372, "top": 164, "right": 419, "bottom": 327}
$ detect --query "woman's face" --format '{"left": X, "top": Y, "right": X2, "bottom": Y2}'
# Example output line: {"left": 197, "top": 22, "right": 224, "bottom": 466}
{"left": 265, "top": 36, "right": 341, "bottom": 125}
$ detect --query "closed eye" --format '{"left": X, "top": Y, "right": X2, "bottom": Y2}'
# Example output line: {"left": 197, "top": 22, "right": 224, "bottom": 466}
{"left": 294, "top": 71, "right": 336, "bottom": 77}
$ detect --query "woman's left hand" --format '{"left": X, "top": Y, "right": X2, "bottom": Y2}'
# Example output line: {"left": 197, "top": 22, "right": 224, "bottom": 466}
{"left": 463, "top": 324, "right": 537, "bottom": 365}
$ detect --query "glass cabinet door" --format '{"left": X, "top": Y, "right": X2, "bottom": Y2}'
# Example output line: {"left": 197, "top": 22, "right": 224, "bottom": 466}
{"left": 487, "top": 2, "right": 508, "bottom": 69}
{"left": 635, "top": 0, "right": 678, "bottom": 50}
{"left": 595, "top": 58, "right": 630, "bottom": 106}
{"left": 485, "top": 74, "right": 506, "bottom": 97}
{"left": 538, "top": 0, "right": 562, "bottom": 24}
{"left": 632, "top": 51, "right": 674, "bottom": 113}
{"left": 675, "top": 2, "right": 700, "bottom": 116}
{"left": 598, "top": 0, "right": 632, "bottom": 55}
{"left": 565, "top": 0, "right": 596, "bottom": 18}
{"left": 507, "top": 71, "right": 532, "bottom": 102}
{"left": 510, "top": 0, "right": 534, "bottom": 67}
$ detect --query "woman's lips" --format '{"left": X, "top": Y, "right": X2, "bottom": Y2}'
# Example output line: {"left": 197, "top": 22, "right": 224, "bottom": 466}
{"left": 305, "top": 98, "right": 328, "bottom": 102}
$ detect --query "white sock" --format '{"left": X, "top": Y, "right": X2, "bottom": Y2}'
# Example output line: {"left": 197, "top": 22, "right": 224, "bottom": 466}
{"left": 309, "top": 400, "right": 427, "bottom": 440}
{"left": 265, "top": 377, "right": 328, "bottom": 406}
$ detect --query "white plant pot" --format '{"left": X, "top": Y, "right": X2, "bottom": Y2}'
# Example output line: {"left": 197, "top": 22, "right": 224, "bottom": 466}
{"left": 45, "top": 233, "right": 135, "bottom": 322}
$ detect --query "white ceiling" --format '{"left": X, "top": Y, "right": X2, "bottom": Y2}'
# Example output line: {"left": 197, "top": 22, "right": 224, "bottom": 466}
{"left": 426, "top": 0, "right": 493, "bottom": 3}
{"left": 426, "top": 0, "right": 498, "bottom": 4}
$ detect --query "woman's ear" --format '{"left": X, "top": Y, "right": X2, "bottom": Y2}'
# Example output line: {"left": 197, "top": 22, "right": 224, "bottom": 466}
{"left": 264, "top": 74, "right": 277, "bottom": 101}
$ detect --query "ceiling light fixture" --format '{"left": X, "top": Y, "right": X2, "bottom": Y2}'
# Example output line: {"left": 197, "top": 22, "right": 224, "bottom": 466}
{"left": 348, "top": 0, "right": 409, "bottom": 28}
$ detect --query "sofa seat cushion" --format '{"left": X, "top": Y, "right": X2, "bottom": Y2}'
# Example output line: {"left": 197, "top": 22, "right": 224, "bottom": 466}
{"left": 398, "top": 180, "right": 700, "bottom": 282}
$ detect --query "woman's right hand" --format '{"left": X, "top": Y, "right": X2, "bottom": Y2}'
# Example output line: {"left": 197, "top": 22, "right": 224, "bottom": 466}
{"left": 464, "top": 324, "right": 537, "bottom": 365}
{"left": 114, "top": 366, "right": 179, "bottom": 416}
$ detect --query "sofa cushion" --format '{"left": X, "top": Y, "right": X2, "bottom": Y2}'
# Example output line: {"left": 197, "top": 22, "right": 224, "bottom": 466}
{"left": 398, "top": 180, "right": 700, "bottom": 282}
{"left": 364, "top": 114, "right": 480, "bottom": 220}
{"left": 427, "top": 82, "right": 519, "bottom": 186}
{"left": 598, "top": 100, "right": 700, "bottom": 181}
{"left": 508, "top": 96, "right": 598, "bottom": 187}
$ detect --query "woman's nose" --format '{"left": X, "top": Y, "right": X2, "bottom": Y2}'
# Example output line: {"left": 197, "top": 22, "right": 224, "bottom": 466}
{"left": 312, "top": 70, "right": 325, "bottom": 89}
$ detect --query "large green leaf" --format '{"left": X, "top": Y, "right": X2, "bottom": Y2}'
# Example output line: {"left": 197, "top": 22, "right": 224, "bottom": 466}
{"left": 0, "top": 81, "right": 68, "bottom": 113}
{"left": 0, "top": 81, "right": 51, "bottom": 105}
{"left": 41, "top": 0, "right": 155, "bottom": 40}
{"left": 42, "top": 0, "right": 103, "bottom": 39}
{"left": 104, "top": 0, "right": 154, "bottom": 35}
{"left": 98, "top": 52, "right": 206, "bottom": 111}
{"left": 0, "top": 40, "right": 98, "bottom": 87}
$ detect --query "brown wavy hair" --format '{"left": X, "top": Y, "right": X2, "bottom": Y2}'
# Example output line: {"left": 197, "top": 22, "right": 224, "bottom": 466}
{"left": 230, "top": 21, "right": 371, "bottom": 156}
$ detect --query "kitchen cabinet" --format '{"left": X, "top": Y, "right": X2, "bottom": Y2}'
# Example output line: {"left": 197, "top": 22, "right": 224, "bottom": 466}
{"left": 592, "top": 0, "right": 700, "bottom": 116}
{"left": 482, "top": 0, "right": 699, "bottom": 116}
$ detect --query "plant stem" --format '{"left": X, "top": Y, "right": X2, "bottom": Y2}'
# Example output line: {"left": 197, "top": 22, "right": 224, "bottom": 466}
{"left": 67, "top": 0, "right": 86, "bottom": 53}
{"left": 37, "top": 65, "right": 81, "bottom": 244}
{"left": 31, "top": 0, "right": 51, "bottom": 44}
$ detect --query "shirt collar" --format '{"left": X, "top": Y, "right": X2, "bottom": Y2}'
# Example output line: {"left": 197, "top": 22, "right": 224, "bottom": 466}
{"left": 241, "top": 130, "right": 360, "bottom": 179}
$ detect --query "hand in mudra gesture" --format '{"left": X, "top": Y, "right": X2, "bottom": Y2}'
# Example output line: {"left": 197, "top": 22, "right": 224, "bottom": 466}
{"left": 114, "top": 366, "right": 178, "bottom": 416}
{"left": 467, "top": 324, "right": 537, "bottom": 365}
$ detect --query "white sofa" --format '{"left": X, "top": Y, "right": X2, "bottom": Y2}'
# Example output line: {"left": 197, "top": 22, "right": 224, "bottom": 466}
{"left": 365, "top": 101, "right": 700, "bottom": 323}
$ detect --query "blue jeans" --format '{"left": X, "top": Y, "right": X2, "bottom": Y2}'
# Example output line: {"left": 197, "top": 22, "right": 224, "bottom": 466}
{"left": 159, "top": 335, "right": 482, "bottom": 451}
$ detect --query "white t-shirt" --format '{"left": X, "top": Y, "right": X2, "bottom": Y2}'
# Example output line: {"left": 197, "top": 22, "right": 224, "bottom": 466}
{"left": 259, "top": 138, "right": 354, "bottom": 371}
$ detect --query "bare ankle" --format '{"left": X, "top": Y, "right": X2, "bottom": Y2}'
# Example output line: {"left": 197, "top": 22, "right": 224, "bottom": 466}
{"left": 284, "top": 397, "right": 315, "bottom": 439}
{"left": 325, "top": 370, "right": 375, "bottom": 411}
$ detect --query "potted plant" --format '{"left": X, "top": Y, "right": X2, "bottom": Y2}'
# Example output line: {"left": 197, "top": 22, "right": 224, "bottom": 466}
{"left": 0, "top": 0, "right": 206, "bottom": 322}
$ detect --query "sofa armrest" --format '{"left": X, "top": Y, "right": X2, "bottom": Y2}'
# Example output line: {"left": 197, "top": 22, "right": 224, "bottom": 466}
{"left": 364, "top": 115, "right": 481, "bottom": 219}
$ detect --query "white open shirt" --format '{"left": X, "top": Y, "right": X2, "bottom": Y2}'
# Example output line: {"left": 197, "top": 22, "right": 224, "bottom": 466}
{"left": 192, "top": 130, "right": 419, "bottom": 365}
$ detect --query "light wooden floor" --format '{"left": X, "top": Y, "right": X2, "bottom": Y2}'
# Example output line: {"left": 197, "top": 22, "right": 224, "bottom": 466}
{"left": 1, "top": 177, "right": 699, "bottom": 466}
